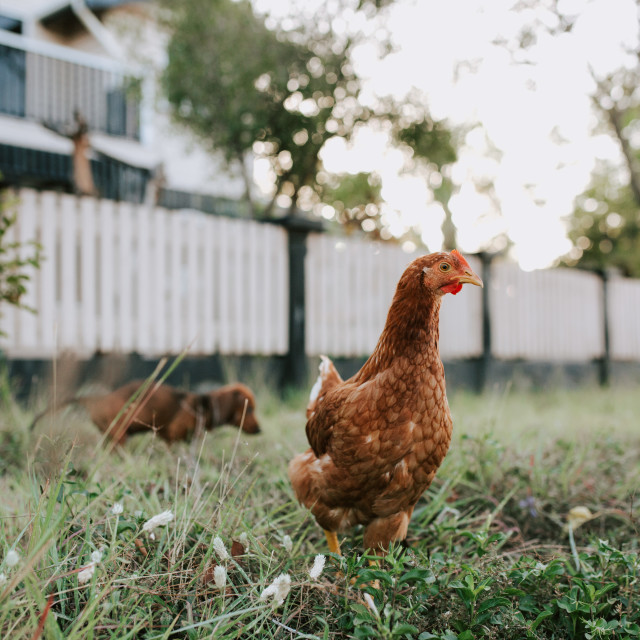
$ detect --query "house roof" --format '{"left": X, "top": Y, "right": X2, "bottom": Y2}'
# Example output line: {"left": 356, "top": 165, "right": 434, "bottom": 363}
{"left": 40, "top": 1, "right": 144, "bottom": 24}
{"left": 0, "top": 114, "right": 158, "bottom": 170}
{"left": 0, "top": 114, "right": 73, "bottom": 155}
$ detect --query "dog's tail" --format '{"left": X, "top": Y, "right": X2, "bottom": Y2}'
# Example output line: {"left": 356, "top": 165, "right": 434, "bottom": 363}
{"left": 29, "top": 396, "right": 87, "bottom": 432}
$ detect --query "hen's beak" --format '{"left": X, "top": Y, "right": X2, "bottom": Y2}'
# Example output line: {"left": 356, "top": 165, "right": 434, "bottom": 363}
{"left": 457, "top": 268, "right": 483, "bottom": 288}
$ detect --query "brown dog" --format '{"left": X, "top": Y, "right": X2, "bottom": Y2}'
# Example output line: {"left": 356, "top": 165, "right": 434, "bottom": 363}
{"left": 30, "top": 380, "right": 261, "bottom": 444}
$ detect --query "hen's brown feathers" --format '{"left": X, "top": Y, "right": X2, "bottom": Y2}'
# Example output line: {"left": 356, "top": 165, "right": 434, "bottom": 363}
{"left": 289, "top": 251, "right": 482, "bottom": 552}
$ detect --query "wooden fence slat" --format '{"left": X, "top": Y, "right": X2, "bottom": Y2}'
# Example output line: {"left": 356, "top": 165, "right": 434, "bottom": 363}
{"left": 185, "top": 212, "right": 200, "bottom": 351}
{"left": 0, "top": 216, "right": 16, "bottom": 349}
{"left": 80, "top": 196, "right": 97, "bottom": 352}
{"left": 151, "top": 209, "right": 167, "bottom": 354}
{"left": 59, "top": 194, "right": 77, "bottom": 350}
{"left": 202, "top": 217, "right": 215, "bottom": 352}
{"left": 275, "top": 225, "right": 288, "bottom": 354}
{"left": 247, "top": 221, "right": 260, "bottom": 353}
{"left": 169, "top": 213, "right": 183, "bottom": 353}
{"left": 99, "top": 199, "right": 115, "bottom": 351}
{"left": 135, "top": 205, "right": 150, "bottom": 354}
{"left": 40, "top": 191, "right": 57, "bottom": 353}
{"left": 233, "top": 219, "right": 245, "bottom": 353}
{"left": 609, "top": 276, "right": 640, "bottom": 360}
{"left": 117, "top": 202, "right": 134, "bottom": 352}
{"left": 216, "top": 218, "right": 230, "bottom": 354}
{"left": 17, "top": 189, "right": 39, "bottom": 352}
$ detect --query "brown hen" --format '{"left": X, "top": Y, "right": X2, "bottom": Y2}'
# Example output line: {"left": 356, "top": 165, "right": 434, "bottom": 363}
{"left": 288, "top": 250, "right": 483, "bottom": 555}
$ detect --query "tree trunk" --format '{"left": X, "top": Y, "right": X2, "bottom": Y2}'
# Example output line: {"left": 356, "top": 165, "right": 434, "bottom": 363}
{"left": 607, "top": 106, "right": 640, "bottom": 207}
{"left": 441, "top": 203, "right": 457, "bottom": 251}
{"left": 236, "top": 149, "right": 256, "bottom": 216}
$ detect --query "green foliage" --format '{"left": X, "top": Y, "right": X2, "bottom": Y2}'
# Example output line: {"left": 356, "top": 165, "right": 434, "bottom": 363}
{"left": 563, "top": 167, "right": 640, "bottom": 276}
{"left": 318, "top": 172, "right": 389, "bottom": 239}
{"left": 162, "top": 0, "right": 373, "bottom": 217}
{"left": 161, "top": 0, "right": 462, "bottom": 244}
{"left": 0, "top": 192, "right": 42, "bottom": 336}
{"left": 2, "top": 386, "right": 639, "bottom": 638}
{"left": 504, "top": 2, "right": 640, "bottom": 276}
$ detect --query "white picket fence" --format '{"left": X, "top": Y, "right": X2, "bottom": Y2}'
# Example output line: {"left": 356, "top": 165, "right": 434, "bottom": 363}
{"left": 305, "top": 233, "right": 484, "bottom": 360}
{"left": 0, "top": 189, "right": 289, "bottom": 357}
{"left": 2, "top": 189, "right": 640, "bottom": 364}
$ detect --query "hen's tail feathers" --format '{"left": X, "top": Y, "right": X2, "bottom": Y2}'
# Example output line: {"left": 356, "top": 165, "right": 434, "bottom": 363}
{"left": 29, "top": 397, "right": 83, "bottom": 432}
{"left": 306, "top": 355, "right": 342, "bottom": 418}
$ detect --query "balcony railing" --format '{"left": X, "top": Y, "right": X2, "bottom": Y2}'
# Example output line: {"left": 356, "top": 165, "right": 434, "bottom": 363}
{"left": 0, "top": 29, "right": 139, "bottom": 140}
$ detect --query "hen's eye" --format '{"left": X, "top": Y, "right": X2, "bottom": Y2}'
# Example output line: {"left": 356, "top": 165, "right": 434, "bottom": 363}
{"left": 439, "top": 263, "right": 451, "bottom": 272}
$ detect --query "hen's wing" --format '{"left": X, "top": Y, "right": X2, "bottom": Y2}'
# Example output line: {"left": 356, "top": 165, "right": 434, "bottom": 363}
{"left": 305, "top": 356, "right": 343, "bottom": 455}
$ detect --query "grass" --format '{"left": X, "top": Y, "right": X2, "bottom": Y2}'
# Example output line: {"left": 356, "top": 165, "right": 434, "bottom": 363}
{"left": 0, "top": 372, "right": 638, "bottom": 639}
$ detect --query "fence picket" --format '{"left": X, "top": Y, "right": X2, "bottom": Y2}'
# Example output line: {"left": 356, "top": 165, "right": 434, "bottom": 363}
{"left": 216, "top": 217, "right": 231, "bottom": 354}
{"left": 202, "top": 218, "right": 216, "bottom": 352}
{"left": 118, "top": 202, "right": 134, "bottom": 352}
{"left": 169, "top": 212, "right": 183, "bottom": 353}
{"left": 40, "top": 191, "right": 57, "bottom": 353}
{"left": 17, "top": 189, "right": 39, "bottom": 352}
{"left": 80, "top": 196, "right": 97, "bottom": 352}
{"left": 3, "top": 189, "right": 640, "bottom": 369}
{"left": 136, "top": 205, "right": 151, "bottom": 354}
{"left": 185, "top": 212, "right": 200, "bottom": 350}
{"left": 59, "top": 194, "right": 77, "bottom": 350}
{"left": 99, "top": 198, "right": 115, "bottom": 351}
{"left": 152, "top": 209, "right": 168, "bottom": 354}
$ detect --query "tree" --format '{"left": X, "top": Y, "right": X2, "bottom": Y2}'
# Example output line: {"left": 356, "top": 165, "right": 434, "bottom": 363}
{"left": 563, "top": 164, "right": 640, "bottom": 276}
{"left": 162, "top": 0, "right": 374, "bottom": 217}
{"left": 387, "top": 95, "right": 458, "bottom": 248}
{"left": 161, "top": 0, "right": 461, "bottom": 244}
{"left": 502, "top": 0, "right": 640, "bottom": 274}
{"left": 317, "top": 171, "right": 387, "bottom": 239}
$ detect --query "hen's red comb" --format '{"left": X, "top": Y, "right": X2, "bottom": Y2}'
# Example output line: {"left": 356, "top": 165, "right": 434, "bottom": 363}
{"left": 451, "top": 249, "right": 470, "bottom": 268}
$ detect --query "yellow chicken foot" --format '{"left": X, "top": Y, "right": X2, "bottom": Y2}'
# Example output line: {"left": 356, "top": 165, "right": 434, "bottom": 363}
{"left": 324, "top": 529, "right": 342, "bottom": 556}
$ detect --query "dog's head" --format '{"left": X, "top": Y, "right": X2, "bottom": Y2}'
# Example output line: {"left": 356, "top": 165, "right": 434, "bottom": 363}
{"left": 209, "top": 383, "right": 261, "bottom": 434}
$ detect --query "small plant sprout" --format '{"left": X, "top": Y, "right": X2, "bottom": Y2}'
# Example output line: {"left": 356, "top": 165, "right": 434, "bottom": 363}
{"left": 282, "top": 535, "right": 293, "bottom": 553}
{"left": 111, "top": 502, "right": 124, "bottom": 515}
{"left": 308, "top": 554, "right": 325, "bottom": 579}
{"left": 214, "top": 565, "right": 227, "bottom": 589}
{"left": 213, "top": 536, "right": 229, "bottom": 561}
{"left": 260, "top": 573, "right": 291, "bottom": 607}
{"left": 5, "top": 550, "right": 19, "bottom": 568}
{"left": 142, "top": 510, "right": 174, "bottom": 532}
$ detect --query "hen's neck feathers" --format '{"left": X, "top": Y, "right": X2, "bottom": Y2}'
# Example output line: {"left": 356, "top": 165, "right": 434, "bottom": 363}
{"left": 353, "top": 275, "right": 442, "bottom": 382}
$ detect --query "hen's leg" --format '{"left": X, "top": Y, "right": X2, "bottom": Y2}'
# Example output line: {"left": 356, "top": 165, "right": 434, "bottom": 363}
{"left": 324, "top": 529, "right": 341, "bottom": 555}
{"left": 363, "top": 511, "right": 411, "bottom": 556}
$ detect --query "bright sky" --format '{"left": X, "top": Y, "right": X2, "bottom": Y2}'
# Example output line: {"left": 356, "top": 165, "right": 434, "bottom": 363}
{"left": 257, "top": 0, "right": 638, "bottom": 270}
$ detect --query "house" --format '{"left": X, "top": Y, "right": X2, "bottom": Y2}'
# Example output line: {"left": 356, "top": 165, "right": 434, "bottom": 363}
{"left": 0, "top": 0, "right": 249, "bottom": 214}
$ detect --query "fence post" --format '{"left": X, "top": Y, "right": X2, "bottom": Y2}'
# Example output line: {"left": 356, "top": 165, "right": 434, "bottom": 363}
{"left": 478, "top": 251, "right": 493, "bottom": 391}
{"left": 599, "top": 268, "right": 613, "bottom": 387}
{"left": 276, "top": 215, "right": 324, "bottom": 389}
